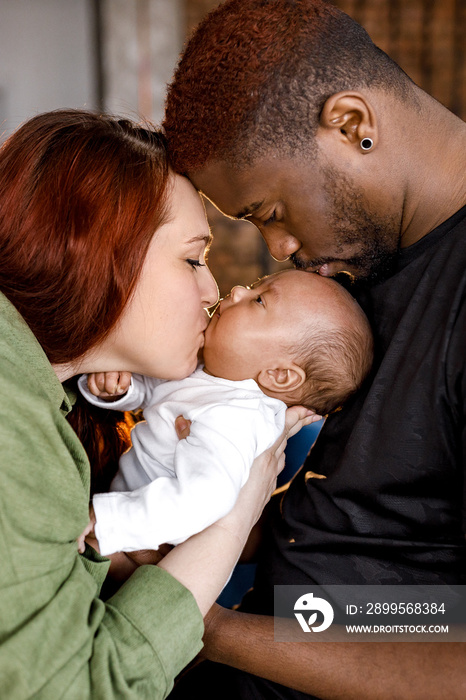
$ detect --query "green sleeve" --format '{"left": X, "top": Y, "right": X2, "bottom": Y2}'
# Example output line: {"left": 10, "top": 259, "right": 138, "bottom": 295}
{"left": 0, "top": 365, "right": 203, "bottom": 699}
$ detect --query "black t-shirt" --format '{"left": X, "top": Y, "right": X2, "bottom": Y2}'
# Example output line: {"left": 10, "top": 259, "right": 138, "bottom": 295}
{"left": 246, "top": 206, "right": 466, "bottom": 614}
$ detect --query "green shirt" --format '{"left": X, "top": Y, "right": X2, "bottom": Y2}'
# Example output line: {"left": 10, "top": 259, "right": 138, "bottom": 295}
{"left": 0, "top": 293, "right": 203, "bottom": 698}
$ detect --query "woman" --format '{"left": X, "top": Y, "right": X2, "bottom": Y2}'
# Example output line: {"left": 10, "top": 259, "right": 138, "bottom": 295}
{"left": 0, "top": 110, "right": 311, "bottom": 698}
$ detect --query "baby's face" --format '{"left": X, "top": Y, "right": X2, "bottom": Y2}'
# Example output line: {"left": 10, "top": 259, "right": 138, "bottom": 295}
{"left": 203, "top": 269, "right": 340, "bottom": 381}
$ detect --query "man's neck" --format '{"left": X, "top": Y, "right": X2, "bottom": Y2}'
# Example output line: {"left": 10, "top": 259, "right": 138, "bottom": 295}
{"left": 400, "top": 94, "right": 466, "bottom": 248}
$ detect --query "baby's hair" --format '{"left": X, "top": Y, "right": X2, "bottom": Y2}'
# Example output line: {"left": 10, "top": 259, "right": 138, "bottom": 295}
{"left": 164, "top": 0, "right": 415, "bottom": 174}
{"left": 292, "top": 299, "right": 373, "bottom": 415}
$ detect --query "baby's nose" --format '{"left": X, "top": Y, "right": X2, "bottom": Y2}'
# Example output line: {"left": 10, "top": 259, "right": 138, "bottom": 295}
{"left": 230, "top": 285, "right": 249, "bottom": 302}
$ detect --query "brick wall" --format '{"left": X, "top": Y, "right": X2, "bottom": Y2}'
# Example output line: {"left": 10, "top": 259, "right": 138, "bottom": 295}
{"left": 183, "top": 0, "right": 466, "bottom": 296}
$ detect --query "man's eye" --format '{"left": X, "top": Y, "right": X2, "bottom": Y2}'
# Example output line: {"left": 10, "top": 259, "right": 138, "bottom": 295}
{"left": 187, "top": 258, "right": 205, "bottom": 269}
{"left": 263, "top": 210, "right": 276, "bottom": 226}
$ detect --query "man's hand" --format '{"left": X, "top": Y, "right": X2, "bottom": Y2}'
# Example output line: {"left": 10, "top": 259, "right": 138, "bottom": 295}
{"left": 86, "top": 371, "right": 132, "bottom": 400}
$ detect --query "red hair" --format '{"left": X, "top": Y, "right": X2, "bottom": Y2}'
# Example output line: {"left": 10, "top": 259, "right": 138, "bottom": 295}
{"left": 0, "top": 110, "right": 171, "bottom": 493}
{"left": 0, "top": 109, "right": 170, "bottom": 364}
{"left": 164, "top": 0, "right": 412, "bottom": 173}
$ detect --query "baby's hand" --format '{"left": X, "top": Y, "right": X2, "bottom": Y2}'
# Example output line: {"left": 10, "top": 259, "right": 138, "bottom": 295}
{"left": 87, "top": 371, "right": 132, "bottom": 400}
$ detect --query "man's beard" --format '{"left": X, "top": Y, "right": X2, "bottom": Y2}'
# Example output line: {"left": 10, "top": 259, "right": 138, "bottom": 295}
{"left": 291, "top": 240, "right": 399, "bottom": 284}
{"left": 292, "top": 165, "right": 401, "bottom": 285}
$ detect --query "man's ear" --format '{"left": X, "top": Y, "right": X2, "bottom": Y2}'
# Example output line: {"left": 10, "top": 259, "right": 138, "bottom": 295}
{"left": 319, "top": 91, "right": 377, "bottom": 149}
{"left": 257, "top": 364, "right": 306, "bottom": 394}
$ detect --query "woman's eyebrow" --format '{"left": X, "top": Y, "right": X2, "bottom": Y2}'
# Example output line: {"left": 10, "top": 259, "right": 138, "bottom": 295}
{"left": 185, "top": 233, "right": 213, "bottom": 246}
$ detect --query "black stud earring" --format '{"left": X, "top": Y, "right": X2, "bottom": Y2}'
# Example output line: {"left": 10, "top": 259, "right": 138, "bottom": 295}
{"left": 360, "top": 138, "right": 374, "bottom": 151}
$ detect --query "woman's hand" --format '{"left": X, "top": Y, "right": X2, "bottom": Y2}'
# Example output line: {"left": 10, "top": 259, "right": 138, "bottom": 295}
{"left": 216, "top": 405, "right": 320, "bottom": 538}
{"left": 282, "top": 403, "right": 322, "bottom": 440}
{"left": 221, "top": 405, "right": 322, "bottom": 563}
{"left": 173, "top": 405, "right": 321, "bottom": 555}
{"left": 155, "top": 406, "right": 321, "bottom": 616}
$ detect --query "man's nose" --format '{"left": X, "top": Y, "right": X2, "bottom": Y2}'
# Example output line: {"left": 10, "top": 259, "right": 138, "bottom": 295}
{"left": 262, "top": 229, "right": 300, "bottom": 262}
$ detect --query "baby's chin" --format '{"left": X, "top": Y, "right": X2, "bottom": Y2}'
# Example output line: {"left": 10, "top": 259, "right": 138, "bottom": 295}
{"left": 197, "top": 347, "right": 205, "bottom": 364}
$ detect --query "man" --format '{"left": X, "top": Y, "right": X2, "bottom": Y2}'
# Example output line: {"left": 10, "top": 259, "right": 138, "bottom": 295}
{"left": 163, "top": 0, "right": 466, "bottom": 697}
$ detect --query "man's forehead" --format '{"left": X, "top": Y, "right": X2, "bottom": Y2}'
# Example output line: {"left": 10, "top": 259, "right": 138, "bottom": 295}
{"left": 190, "top": 159, "right": 271, "bottom": 218}
{"left": 190, "top": 162, "right": 244, "bottom": 212}
{"left": 190, "top": 150, "right": 308, "bottom": 217}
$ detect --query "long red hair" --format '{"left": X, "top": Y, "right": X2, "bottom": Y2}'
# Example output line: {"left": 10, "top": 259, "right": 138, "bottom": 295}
{"left": 0, "top": 109, "right": 170, "bottom": 363}
{"left": 0, "top": 110, "right": 171, "bottom": 492}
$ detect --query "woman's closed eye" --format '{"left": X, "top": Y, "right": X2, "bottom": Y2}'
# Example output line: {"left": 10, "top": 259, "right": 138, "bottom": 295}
{"left": 187, "top": 258, "right": 205, "bottom": 269}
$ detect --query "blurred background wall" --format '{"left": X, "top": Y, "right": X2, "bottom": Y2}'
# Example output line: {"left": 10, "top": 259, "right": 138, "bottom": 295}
{"left": 1, "top": 0, "right": 465, "bottom": 295}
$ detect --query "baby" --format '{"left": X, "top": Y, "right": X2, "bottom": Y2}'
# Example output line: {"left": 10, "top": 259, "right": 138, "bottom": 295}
{"left": 79, "top": 269, "right": 373, "bottom": 555}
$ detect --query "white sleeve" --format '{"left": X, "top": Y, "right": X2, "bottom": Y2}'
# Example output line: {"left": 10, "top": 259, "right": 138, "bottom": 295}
{"left": 92, "top": 402, "right": 281, "bottom": 554}
{"left": 77, "top": 373, "right": 161, "bottom": 411}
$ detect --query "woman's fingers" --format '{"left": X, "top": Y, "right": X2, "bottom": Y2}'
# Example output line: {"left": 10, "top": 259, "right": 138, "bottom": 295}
{"left": 277, "top": 451, "right": 286, "bottom": 475}
{"left": 284, "top": 405, "right": 322, "bottom": 440}
{"left": 271, "top": 406, "right": 323, "bottom": 461}
{"left": 206, "top": 405, "right": 322, "bottom": 547}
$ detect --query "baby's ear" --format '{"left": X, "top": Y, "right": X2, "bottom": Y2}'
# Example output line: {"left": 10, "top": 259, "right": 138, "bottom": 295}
{"left": 257, "top": 364, "right": 306, "bottom": 394}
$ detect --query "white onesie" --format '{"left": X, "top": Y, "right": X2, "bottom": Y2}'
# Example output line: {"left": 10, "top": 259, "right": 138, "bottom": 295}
{"left": 78, "top": 368, "right": 286, "bottom": 555}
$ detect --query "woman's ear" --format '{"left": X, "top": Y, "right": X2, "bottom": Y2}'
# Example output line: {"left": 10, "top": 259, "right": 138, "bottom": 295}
{"left": 319, "top": 91, "right": 378, "bottom": 149}
{"left": 257, "top": 363, "right": 306, "bottom": 394}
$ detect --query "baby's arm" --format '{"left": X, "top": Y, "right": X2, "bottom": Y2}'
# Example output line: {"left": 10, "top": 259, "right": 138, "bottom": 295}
{"left": 77, "top": 372, "right": 161, "bottom": 412}
{"left": 92, "top": 403, "right": 285, "bottom": 555}
{"left": 87, "top": 371, "right": 132, "bottom": 400}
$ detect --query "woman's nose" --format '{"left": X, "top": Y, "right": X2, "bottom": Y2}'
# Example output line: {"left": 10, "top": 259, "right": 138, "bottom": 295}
{"left": 230, "top": 285, "right": 249, "bottom": 303}
{"left": 202, "top": 266, "right": 220, "bottom": 307}
{"left": 262, "top": 229, "right": 300, "bottom": 262}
